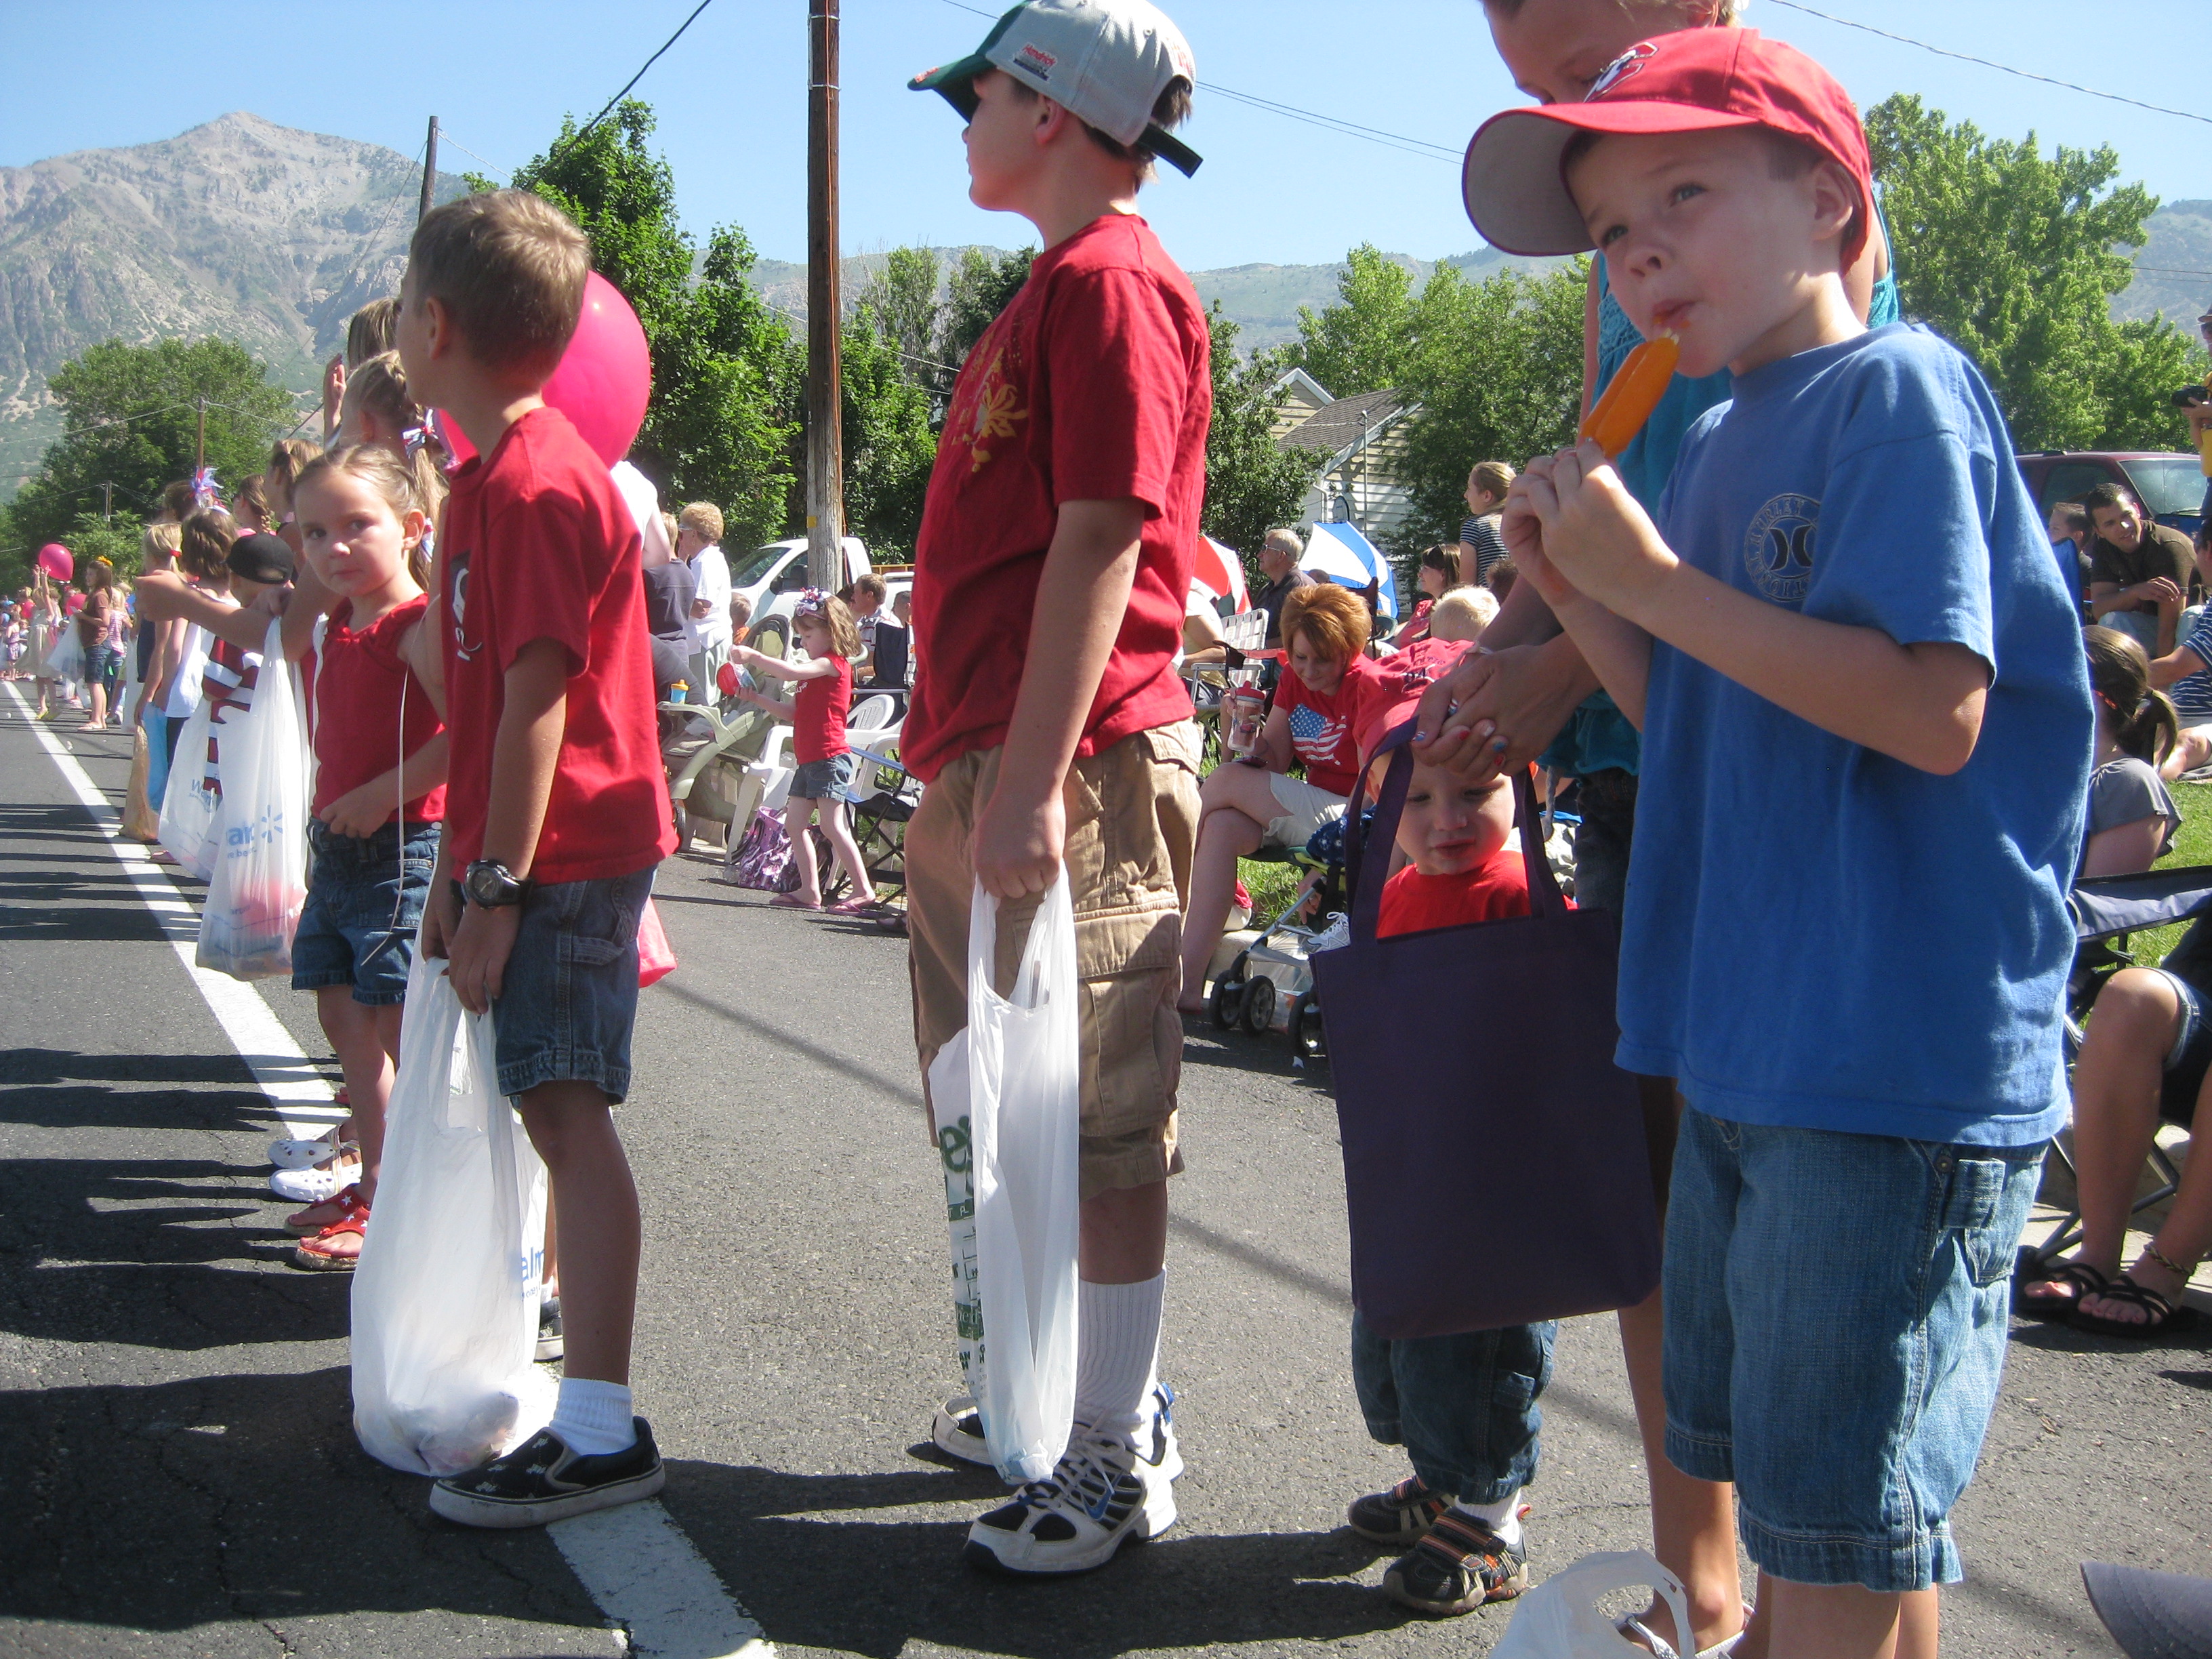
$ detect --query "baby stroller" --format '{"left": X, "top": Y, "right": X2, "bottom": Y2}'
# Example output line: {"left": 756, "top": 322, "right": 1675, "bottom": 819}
{"left": 2017, "top": 864, "right": 2212, "bottom": 1275}
{"left": 1206, "top": 813, "right": 1361, "bottom": 1062}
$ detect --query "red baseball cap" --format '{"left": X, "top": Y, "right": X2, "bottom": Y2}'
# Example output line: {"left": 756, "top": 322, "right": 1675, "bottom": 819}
{"left": 1462, "top": 28, "right": 1872, "bottom": 266}
{"left": 1355, "top": 637, "right": 1473, "bottom": 771}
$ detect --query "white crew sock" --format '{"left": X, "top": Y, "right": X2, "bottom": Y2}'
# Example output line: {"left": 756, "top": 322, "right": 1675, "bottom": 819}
{"left": 1073, "top": 1272, "right": 1164, "bottom": 1448}
{"left": 1454, "top": 1490, "right": 1523, "bottom": 1551}
{"left": 548, "top": 1377, "right": 636, "bottom": 1457}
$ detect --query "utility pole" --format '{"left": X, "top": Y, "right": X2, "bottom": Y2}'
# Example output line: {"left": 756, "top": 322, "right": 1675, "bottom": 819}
{"left": 100, "top": 482, "right": 112, "bottom": 523}
{"left": 419, "top": 116, "right": 440, "bottom": 222}
{"left": 804, "top": 0, "right": 845, "bottom": 591}
{"left": 194, "top": 397, "right": 207, "bottom": 474}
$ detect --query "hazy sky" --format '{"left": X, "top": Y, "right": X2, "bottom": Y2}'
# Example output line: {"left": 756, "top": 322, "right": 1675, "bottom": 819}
{"left": 1, "top": 1, "right": 2205, "bottom": 272}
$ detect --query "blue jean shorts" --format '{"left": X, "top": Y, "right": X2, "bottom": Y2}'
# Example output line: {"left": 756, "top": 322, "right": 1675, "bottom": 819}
{"left": 291, "top": 820, "right": 439, "bottom": 1006}
{"left": 790, "top": 752, "right": 856, "bottom": 800}
{"left": 2149, "top": 970, "right": 2212, "bottom": 1124}
{"left": 1662, "top": 1106, "right": 2044, "bottom": 1591}
{"left": 489, "top": 866, "right": 655, "bottom": 1103}
{"left": 1351, "top": 1312, "right": 1555, "bottom": 1504}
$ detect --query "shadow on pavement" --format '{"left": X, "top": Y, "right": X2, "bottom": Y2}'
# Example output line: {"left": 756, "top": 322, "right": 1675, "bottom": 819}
{"left": 0, "top": 1367, "right": 604, "bottom": 1643}
{"left": 664, "top": 1460, "right": 1414, "bottom": 1659}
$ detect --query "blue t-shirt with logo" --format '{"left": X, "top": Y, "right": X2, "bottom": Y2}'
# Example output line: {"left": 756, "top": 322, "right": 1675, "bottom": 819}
{"left": 2169, "top": 612, "right": 2212, "bottom": 723}
{"left": 1618, "top": 324, "right": 2091, "bottom": 1146}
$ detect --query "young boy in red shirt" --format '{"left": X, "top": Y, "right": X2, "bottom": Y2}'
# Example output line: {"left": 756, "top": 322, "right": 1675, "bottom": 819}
{"left": 397, "top": 189, "right": 676, "bottom": 1527}
{"left": 902, "top": 0, "right": 1210, "bottom": 1576}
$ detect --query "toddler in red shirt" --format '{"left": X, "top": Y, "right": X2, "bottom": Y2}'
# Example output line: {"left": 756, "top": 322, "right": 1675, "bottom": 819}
{"left": 398, "top": 189, "right": 673, "bottom": 1529}
{"left": 729, "top": 590, "right": 879, "bottom": 913}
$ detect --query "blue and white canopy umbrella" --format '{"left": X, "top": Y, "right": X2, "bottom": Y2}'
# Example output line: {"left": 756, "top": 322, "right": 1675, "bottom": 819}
{"left": 1301, "top": 521, "right": 1399, "bottom": 622}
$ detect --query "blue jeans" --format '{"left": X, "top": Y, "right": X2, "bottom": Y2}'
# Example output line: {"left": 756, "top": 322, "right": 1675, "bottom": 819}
{"left": 1663, "top": 1107, "right": 2044, "bottom": 1591}
{"left": 489, "top": 866, "right": 654, "bottom": 1103}
{"left": 1350, "top": 1312, "right": 1555, "bottom": 1504}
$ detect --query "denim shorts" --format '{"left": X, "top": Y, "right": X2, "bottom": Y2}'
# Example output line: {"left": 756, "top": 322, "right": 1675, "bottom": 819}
{"left": 291, "top": 820, "right": 439, "bottom": 1005}
{"left": 1351, "top": 1312, "right": 1555, "bottom": 1504}
{"left": 790, "top": 752, "right": 856, "bottom": 800}
{"left": 2150, "top": 970, "right": 2212, "bottom": 1124}
{"left": 1662, "top": 1106, "right": 2045, "bottom": 1591}
{"left": 489, "top": 866, "right": 655, "bottom": 1103}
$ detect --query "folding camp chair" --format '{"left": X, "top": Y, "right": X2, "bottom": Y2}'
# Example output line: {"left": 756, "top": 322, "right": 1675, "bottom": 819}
{"left": 2019, "top": 865, "right": 2212, "bottom": 1272}
{"left": 830, "top": 743, "right": 922, "bottom": 902}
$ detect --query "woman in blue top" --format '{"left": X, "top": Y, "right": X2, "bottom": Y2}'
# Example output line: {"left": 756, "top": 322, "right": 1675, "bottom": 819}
{"left": 1406, "top": 5, "right": 1901, "bottom": 1656}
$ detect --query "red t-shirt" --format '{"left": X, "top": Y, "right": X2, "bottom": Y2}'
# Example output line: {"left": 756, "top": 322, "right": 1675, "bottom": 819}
{"left": 794, "top": 653, "right": 852, "bottom": 764}
{"left": 1378, "top": 847, "right": 1536, "bottom": 939}
{"left": 1277, "top": 653, "right": 1382, "bottom": 800}
{"left": 310, "top": 596, "right": 447, "bottom": 827}
{"left": 438, "top": 406, "right": 674, "bottom": 884}
{"left": 902, "top": 214, "right": 1212, "bottom": 783}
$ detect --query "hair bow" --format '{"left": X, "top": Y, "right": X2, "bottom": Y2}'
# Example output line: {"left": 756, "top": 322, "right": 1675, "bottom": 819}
{"left": 794, "top": 588, "right": 829, "bottom": 617}
{"left": 191, "top": 465, "right": 225, "bottom": 510}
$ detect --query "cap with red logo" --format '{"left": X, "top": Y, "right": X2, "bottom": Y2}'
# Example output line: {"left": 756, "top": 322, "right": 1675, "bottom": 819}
{"left": 1461, "top": 28, "right": 1872, "bottom": 266}
{"left": 1355, "top": 636, "right": 1475, "bottom": 771}
{"left": 909, "top": 0, "right": 1202, "bottom": 178}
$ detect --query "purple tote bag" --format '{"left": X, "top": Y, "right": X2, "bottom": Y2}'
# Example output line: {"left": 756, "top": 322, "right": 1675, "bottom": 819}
{"left": 1310, "top": 733, "right": 1660, "bottom": 1338}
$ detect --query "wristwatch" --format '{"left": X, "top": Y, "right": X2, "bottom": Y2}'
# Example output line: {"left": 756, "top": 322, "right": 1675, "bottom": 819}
{"left": 463, "top": 859, "right": 533, "bottom": 908}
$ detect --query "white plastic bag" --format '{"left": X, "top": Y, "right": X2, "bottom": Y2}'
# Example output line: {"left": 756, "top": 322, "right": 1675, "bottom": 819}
{"left": 1490, "top": 1550, "right": 1691, "bottom": 1659}
{"left": 157, "top": 697, "right": 222, "bottom": 879}
{"left": 43, "top": 622, "right": 83, "bottom": 685}
{"left": 351, "top": 951, "right": 552, "bottom": 1475}
{"left": 197, "top": 621, "right": 308, "bottom": 979}
{"left": 930, "top": 877, "right": 1082, "bottom": 1484}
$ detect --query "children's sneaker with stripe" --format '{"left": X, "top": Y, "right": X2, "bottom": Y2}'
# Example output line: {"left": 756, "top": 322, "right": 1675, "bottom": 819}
{"left": 1347, "top": 1474, "right": 1453, "bottom": 1545}
{"left": 428, "top": 1419, "right": 663, "bottom": 1528}
{"left": 1381, "top": 1507, "right": 1530, "bottom": 1616}
{"left": 935, "top": 1385, "right": 1182, "bottom": 1482}
{"left": 963, "top": 1429, "right": 1176, "bottom": 1574}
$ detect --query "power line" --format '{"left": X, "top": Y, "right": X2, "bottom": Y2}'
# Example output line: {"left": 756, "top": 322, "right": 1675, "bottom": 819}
{"left": 560, "top": 0, "right": 720, "bottom": 157}
{"left": 438, "top": 132, "right": 512, "bottom": 184}
{"left": 1766, "top": 1, "right": 2212, "bottom": 129}
{"left": 937, "top": 0, "right": 1461, "bottom": 164}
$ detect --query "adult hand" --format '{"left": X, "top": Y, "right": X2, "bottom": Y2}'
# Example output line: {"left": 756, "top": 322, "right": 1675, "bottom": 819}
{"left": 2135, "top": 577, "right": 2184, "bottom": 608}
{"left": 445, "top": 901, "right": 521, "bottom": 1015}
{"left": 1413, "top": 643, "right": 1589, "bottom": 784}
{"left": 321, "top": 354, "right": 346, "bottom": 428}
{"left": 320, "top": 783, "right": 388, "bottom": 840}
{"left": 1517, "top": 442, "right": 1677, "bottom": 617}
{"left": 971, "top": 778, "right": 1065, "bottom": 899}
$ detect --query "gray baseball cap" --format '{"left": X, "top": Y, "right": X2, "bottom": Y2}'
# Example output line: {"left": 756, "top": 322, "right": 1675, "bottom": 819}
{"left": 909, "top": 0, "right": 1202, "bottom": 177}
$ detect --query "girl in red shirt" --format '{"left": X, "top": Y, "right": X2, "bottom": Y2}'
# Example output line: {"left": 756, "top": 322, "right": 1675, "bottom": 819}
{"left": 731, "top": 591, "right": 880, "bottom": 914}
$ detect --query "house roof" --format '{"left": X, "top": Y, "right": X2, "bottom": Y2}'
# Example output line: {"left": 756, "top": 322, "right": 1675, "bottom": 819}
{"left": 1267, "top": 367, "right": 1336, "bottom": 410}
{"left": 1279, "top": 388, "right": 1409, "bottom": 454}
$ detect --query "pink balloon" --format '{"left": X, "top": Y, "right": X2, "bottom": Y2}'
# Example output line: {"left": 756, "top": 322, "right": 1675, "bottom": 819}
{"left": 36, "top": 544, "right": 72, "bottom": 581}
{"left": 437, "top": 271, "right": 651, "bottom": 470}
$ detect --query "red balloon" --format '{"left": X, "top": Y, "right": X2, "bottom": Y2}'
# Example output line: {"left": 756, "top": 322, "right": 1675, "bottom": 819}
{"left": 437, "top": 271, "right": 651, "bottom": 469}
{"left": 36, "top": 543, "right": 72, "bottom": 581}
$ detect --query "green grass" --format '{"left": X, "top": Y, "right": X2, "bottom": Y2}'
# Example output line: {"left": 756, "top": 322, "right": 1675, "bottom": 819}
{"left": 2114, "top": 780, "right": 2212, "bottom": 968}
{"left": 1237, "top": 858, "right": 1305, "bottom": 926}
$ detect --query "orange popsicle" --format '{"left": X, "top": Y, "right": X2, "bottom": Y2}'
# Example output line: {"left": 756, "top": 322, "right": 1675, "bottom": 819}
{"left": 1580, "top": 331, "right": 1681, "bottom": 457}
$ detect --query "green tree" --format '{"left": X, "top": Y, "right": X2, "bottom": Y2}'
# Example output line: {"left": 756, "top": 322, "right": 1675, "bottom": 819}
{"left": 7, "top": 338, "right": 297, "bottom": 553}
{"left": 853, "top": 247, "right": 948, "bottom": 399}
{"left": 1868, "top": 94, "right": 2207, "bottom": 451}
{"left": 1284, "top": 246, "right": 1427, "bottom": 397}
{"left": 940, "top": 245, "right": 1035, "bottom": 375}
{"left": 507, "top": 102, "right": 801, "bottom": 549}
{"left": 1202, "top": 308, "right": 1325, "bottom": 565}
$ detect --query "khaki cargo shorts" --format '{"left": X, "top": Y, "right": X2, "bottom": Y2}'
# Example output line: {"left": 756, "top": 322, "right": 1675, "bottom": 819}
{"left": 907, "top": 723, "right": 1202, "bottom": 1201}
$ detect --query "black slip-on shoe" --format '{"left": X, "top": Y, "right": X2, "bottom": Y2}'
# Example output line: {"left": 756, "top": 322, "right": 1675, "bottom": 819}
{"left": 429, "top": 1418, "right": 663, "bottom": 1529}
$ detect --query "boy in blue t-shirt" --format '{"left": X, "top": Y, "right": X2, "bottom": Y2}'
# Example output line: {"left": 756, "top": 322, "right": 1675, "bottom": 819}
{"left": 1462, "top": 29, "right": 2091, "bottom": 1659}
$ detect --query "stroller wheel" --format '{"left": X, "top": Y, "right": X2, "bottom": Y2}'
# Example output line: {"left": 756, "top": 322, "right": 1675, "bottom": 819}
{"left": 1209, "top": 970, "right": 1244, "bottom": 1030}
{"left": 1242, "top": 976, "right": 1277, "bottom": 1036}
{"left": 1288, "top": 993, "right": 1326, "bottom": 1060}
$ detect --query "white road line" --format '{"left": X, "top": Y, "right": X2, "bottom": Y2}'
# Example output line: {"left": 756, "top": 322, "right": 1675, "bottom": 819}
{"left": 550, "top": 1502, "right": 773, "bottom": 1658}
{"left": 5, "top": 685, "right": 338, "bottom": 1138}
{"left": 11, "top": 684, "right": 777, "bottom": 1658}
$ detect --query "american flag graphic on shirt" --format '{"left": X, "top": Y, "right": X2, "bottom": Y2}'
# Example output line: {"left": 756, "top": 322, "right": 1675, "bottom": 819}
{"left": 1288, "top": 700, "right": 1351, "bottom": 766}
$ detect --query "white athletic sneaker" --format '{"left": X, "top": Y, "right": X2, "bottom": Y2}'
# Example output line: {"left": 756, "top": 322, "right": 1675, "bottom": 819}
{"left": 269, "top": 1158, "right": 358, "bottom": 1204}
{"left": 963, "top": 1428, "right": 1176, "bottom": 1574}
{"left": 934, "top": 1385, "right": 1183, "bottom": 1483}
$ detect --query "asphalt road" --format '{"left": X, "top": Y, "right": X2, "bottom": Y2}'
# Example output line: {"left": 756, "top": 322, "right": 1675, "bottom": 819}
{"left": 2, "top": 694, "right": 2207, "bottom": 1658}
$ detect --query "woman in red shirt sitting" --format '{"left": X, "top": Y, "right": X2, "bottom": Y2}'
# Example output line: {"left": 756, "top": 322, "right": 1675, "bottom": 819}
{"left": 1176, "top": 582, "right": 1382, "bottom": 1010}
{"left": 730, "top": 591, "right": 880, "bottom": 914}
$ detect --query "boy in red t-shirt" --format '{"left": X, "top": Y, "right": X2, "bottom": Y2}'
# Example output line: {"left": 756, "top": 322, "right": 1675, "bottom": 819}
{"left": 902, "top": 0, "right": 1210, "bottom": 1576}
{"left": 397, "top": 189, "right": 675, "bottom": 1528}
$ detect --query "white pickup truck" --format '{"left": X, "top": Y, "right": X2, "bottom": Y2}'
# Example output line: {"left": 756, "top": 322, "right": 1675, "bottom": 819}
{"left": 733, "top": 536, "right": 872, "bottom": 630}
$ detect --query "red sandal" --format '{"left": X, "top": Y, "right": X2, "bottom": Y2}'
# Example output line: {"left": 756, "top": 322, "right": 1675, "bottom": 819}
{"left": 292, "top": 1194, "right": 370, "bottom": 1272}
{"left": 285, "top": 1183, "right": 363, "bottom": 1236}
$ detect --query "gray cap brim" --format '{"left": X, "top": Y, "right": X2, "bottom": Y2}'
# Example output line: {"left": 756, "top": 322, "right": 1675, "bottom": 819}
{"left": 2083, "top": 1561, "right": 2212, "bottom": 1659}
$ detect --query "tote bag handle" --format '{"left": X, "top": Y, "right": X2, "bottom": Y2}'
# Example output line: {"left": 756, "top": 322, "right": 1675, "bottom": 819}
{"left": 1343, "top": 722, "right": 1568, "bottom": 943}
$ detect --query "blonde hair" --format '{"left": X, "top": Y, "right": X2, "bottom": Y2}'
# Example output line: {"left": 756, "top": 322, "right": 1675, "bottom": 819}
{"left": 266, "top": 438, "right": 323, "bottom": 514}
{"left": 179, "top": 508, "right": 238, "bottom": 582}
{"left": 291, "top": 445, "right": 432, "bottom": 592}
{"left": 340, "top": 351, "right": 448, "bottom": 521}
{"left": 1281, "top": 581, "right": 1370, "bottom": 663}
{"left": 1263, "top": 528, "right": 1304, "bottom": 560}
{"left": 1467, "top": 461, "right": 1516, "bottom": 505}
{"left": 1429, "top": 586, "right": 1498, "bottom": 643}
{"left": 141, "top": 521, "right": 183, "bottom": 572}
{"left": 407, "top": 190, "right": 589, "bottom": 374}
{"left": 680, "top": 501, "right": 724, "bottom": 544}
{"left": 346, "top": 298, "right": 398, "bottom": 368}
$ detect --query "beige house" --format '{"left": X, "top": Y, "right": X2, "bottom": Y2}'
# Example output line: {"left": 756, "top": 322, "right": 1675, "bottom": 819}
{"left": 1269, "top": 371, "right": 1423, "bottom": 550}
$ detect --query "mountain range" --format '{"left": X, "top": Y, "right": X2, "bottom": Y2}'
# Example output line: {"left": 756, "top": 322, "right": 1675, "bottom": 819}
{"left": 1, "top": 115, "right": 2206, "bottom": 497}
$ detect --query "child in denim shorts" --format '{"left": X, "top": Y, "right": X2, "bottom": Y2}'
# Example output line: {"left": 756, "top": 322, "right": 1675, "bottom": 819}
{"left": 1463, "top": 30, "right": 2091, "bottom": 1658}
{"left": 399, "top": 189, "right": 676, "bottom": 1528}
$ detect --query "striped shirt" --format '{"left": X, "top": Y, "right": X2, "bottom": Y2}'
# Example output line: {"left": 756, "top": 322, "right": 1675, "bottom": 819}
{"left": 2172, "top": 612, "right": 2212, "bottom": 724}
